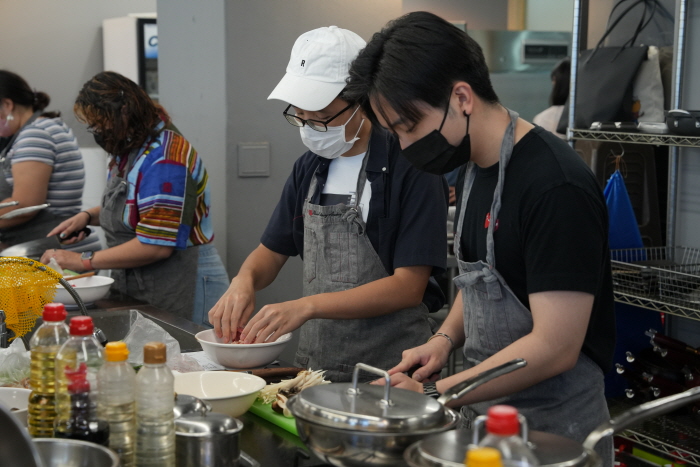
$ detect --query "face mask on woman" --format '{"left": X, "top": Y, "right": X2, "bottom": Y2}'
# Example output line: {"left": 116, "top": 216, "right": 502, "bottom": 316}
{"left": 299, "top": 106, "right": 364, "bottom": 159}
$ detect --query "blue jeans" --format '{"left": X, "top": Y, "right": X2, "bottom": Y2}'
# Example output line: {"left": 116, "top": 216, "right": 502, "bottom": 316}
{"left": 192, "top": 243, "right": 229, "bottom": 327}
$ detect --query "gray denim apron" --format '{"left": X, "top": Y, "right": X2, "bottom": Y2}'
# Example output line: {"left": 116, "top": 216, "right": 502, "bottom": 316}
{"left": 100, "top": 147, "right": 198, "bottom": 320}
{"left": 295, "top": 151, "right": 433, "bottom": 383}
{"left": 0, "top": 112, "right": 73, "bottom": 244}
{"left": 454, "top": 109, "right": 612, "bottom": 466}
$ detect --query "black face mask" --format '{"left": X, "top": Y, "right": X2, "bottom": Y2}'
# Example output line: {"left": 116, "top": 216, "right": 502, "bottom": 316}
{"left": 401, "top": 104, "right": 471, "bottom": 175}
{"left": 92, "top": 132, "right": 109, "bottom": 152}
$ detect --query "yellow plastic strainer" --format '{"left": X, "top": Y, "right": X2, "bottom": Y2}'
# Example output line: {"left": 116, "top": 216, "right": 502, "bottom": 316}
{"left": 0, "top": 257, "right": 63, "bottom": 339}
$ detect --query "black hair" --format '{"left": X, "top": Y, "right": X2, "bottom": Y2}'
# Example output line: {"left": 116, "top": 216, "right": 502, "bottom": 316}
{"left": 344, "top": 11, "right": 499, "bottom": 130}
{"left": 0, "top": 70, "right": 59, "bottom": 118}
{"left": 549, "top": 57, "right": 570, "bottom": 106}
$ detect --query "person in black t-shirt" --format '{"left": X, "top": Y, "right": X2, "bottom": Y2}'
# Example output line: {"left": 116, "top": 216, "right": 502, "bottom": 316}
{"left": 345, "top": 11, "right": 615, "bottom": 463}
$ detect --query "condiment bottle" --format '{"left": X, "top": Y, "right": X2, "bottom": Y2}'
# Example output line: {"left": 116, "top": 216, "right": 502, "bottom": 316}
{"left": 53, "top": 362, "right": 110, "bottom": 445}
{"left": 54, "top": 316, "right": 105, "bottom": 433}
{"left": 135, "top": 342, "right": 175, "bottom": 467}
{"left": 27, "top": 303, "right": 70, "bottom": 437}
{"left": 477, "top": 405, "right": 540, "bottom": 467}
{"left": 466, "top": 447, "right": 505, "bottom": 467}
{"left": 98, "top": 341, "right": 136, "bottom": 467}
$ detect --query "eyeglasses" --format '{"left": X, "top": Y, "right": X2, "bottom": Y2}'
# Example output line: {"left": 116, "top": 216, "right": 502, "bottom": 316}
{"left": 283, "top": 103, "right": 353, "bottom": 132}
{"left": 86, "top": 126, "right": 101, "bottom": 135}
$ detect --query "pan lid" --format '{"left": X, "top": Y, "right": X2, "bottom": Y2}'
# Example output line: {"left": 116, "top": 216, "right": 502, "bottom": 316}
{"left": 288, "top": 364, "right": 449, "bottom": 433}
{"left": 174, "top": 412, "right": 243, "bottom": 437}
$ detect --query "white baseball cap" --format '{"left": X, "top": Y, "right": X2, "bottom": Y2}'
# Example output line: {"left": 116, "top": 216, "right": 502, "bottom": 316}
{"left": 268, "top": 26, "right": 366, "bottom": 111}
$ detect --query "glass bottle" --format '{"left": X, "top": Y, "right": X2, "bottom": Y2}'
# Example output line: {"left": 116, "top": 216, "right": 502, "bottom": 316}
{"left": 135, "top": 342, "right": 175, "bottom": 467}
{"left": 98, "top": 341, "right": 136, "bottom": 467}
{"left": 28, "top": 303, "right": 70, "bottom": 437}
{"left": 54, "top": 316, "right": 105, "bottom": 433}
{"left": 53, "top": 362, "right": 110, "bottom": 445}
{"left": 477, "top": 405, "right": 540, "bottom": 467}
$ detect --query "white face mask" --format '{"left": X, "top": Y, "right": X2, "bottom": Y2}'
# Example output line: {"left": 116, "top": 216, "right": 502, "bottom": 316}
{"left": 299, "top": 106, "right": 364, "bottom": 159}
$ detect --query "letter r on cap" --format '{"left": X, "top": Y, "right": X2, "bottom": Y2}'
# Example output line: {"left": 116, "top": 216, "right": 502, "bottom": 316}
{"left": 301, "top": 60, "right": 305, "bottom": 67}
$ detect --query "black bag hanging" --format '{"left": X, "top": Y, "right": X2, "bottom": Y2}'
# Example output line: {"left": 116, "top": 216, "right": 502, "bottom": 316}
{"left": 557, "top": 0, "right": 658, "bottom": 133}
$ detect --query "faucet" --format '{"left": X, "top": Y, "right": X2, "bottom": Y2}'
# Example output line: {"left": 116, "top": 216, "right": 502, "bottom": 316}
{"left": 0, "top": 310, "right": 7, "bottom": 348}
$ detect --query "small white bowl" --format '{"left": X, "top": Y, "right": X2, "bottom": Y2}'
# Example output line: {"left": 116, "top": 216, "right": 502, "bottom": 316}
{"left": 54, "top": 276, "right": 115, "bottom": 307}
{"left": 195, "top": 329, "right": 291, "bottom": 369}
{"left": 0, "top": 387, "right": 31, "bottom": 426}
{"left": 173, "top": 371, "right": 266, "bottom": 418}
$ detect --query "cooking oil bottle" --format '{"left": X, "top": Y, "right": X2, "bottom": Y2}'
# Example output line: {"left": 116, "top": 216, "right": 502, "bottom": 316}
{"left": 98, "top": 341, "right": 136, "bottom": 467}
{"left": 135, "top": 342, "right": 175, "bottom": 467}
{"left": 54, "top": 316, "right": 105, "bottom": 435}
{"left": 28, "top": 302, "right": 70, "bottom": 437}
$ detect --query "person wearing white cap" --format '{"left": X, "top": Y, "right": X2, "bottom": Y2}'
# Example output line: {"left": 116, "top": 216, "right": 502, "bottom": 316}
{"left": 208, "top": 26, "right": 449, "bottom": 382}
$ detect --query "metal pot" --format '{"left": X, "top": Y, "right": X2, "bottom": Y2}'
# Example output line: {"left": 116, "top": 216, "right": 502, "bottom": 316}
{"left": 287, "top": 359, "right": 527, "bottom": 466}
{"left": 404, "top": 386, "right": 700, "bottom": 467}
{"left": 175, "top": 412, "right": 244, "bottom": 467}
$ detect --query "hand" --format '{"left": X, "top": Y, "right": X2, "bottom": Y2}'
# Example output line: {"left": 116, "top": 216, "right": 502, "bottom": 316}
{"left": 46, "top": 212, "right": 90, "bottom": 243}
{"left": 240, "top": 298, "right": 312, "bottom": 344}
{"left": 448, "top": 186, "right": 456, "bottom": 206}
{"left": 388, "top": 338, "right": 452, "bottom": 382}
{"left": 370, "top": 371, "right": 423, "bottom": 393}
{"left": 207, "top": 276, "right": 256, "bottom": 343}
{"left": 39, "top": 248, "right": 84, "bottom": 272}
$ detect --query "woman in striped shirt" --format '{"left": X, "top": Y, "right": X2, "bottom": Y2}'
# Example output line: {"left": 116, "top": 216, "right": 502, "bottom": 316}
{"left": 43, "top": 71, "right": 227, "bottom": 321}
{"left": 0, "top": 70, "right": 100, "bottom": 253}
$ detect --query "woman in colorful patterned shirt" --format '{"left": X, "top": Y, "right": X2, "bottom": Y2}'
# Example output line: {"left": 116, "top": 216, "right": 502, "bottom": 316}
{"left": 42, "top": 71, "right": 227, "bottom": 320}
{"left": 0, "top": 70, "right": 100, "bottom": 253}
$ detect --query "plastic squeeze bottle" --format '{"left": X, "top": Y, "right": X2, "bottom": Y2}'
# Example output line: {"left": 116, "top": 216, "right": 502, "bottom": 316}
{"left": 28, "top": 303, "right": 70, "bottom": 437}
{"left": 477, "top": 405, "right": 540, "bottom": 467}
{"left": 135, "top": 342, "right": 175, "bottom": 467}
{"left": 53, "top": 362, "right": 110, "bottom": 445}
{"left": 466, "top": 447, "right": 505, "bottom": 467}
{"left": 98, "top": 341, "right": 136, "bottom": 467}
{"left": 54, "top": 316, "right": 105, "bottom": 434}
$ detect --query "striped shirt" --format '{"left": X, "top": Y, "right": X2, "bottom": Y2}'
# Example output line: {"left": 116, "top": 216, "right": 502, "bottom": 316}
{"left": 4, "top": 117, "right": 85, "bottom": 216}
{"left": 114, "top": 121, "right": 214, "bottom": 249}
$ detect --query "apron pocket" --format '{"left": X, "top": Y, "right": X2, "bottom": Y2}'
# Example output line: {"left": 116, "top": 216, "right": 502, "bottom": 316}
{"left": 303, "top": 228, "right": 318, "bottom": 283}
{"left": 328, "top": 231, "right": 359, "bottom": 284}
{"left": 463, "top": 280, "right": 523, "bottom": 352}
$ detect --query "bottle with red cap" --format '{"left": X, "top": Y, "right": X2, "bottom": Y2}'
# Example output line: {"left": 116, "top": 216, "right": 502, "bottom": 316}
{"left": 53, "top": 362, "right": 109, "bottom": 445}
{"left": 477, "top": 405, "right": 540, "bottom": 467}
{"left": 27, "top": 302, "right": 70, "bottom": 437}
{"left": 54, "top": 316, "right": 105, "bottom": 434}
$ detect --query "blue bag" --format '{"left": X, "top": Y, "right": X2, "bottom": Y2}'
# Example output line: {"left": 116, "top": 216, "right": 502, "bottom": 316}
{"left": 604, "top": 169, "right": 644, "bottom": 249}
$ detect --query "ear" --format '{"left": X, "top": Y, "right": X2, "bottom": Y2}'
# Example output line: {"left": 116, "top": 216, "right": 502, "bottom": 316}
{"left": 451, "top": 82, "right": 474, "bottom": 116}
{"left": 0, "top": 98, "right": 14, "bottom": 113}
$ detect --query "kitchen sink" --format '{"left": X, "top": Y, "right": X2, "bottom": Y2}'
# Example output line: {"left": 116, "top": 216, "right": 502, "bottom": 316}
{"left": 22, "top": 307, "right": 204, "bottom": 353}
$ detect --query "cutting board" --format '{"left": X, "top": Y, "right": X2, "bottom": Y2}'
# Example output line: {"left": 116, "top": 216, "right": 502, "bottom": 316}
{"left": 249, "top": 400, "right": 299, "bottom": 436}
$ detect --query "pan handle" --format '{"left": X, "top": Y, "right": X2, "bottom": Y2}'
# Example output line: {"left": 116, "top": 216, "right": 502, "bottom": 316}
{"left": 350, "top": 363, "right": 392, "bottom": 406}
{"left": 437, "top": 358, "right": 527, "bottom": 406}
{"left": 583, "top": 386, "right": 700, "bottom": 451}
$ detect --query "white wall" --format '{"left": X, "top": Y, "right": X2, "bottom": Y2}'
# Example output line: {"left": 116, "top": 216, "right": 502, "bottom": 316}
{"left": 0, "top": 0, "right": 157, "bottom": 148}
{"left": 527, "top": 0, "right": 574, "bottom": 31}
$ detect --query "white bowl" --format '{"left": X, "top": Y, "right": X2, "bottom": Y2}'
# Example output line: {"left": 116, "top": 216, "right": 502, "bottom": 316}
{"left": 54, "top": 276, "right": 115, "bottom": 307}
{"left": 0, "top": 387, "right": 31, "bottom": 426}
{"left": 173, "top": 371, "right": 266, "bottom": 418}
{"left": 195, "top": 329, "right": 291, "bottom": 369}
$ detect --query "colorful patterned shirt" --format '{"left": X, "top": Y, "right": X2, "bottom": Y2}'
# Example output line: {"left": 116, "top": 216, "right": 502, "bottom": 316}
{"left": 112, "top": 121, "right": 214, "bottom": 249}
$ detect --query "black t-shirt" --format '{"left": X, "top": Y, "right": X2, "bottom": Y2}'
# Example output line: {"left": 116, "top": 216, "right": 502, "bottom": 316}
{"left": 262, "top": 128, "right": 449, "bottom": 313}
{"left": 455, "top": 126, "right": 615, "bottom": 373}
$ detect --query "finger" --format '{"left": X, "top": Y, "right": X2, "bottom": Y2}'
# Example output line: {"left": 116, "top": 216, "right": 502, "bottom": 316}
{"left": 388, "top": 354, "right": 421, "bottom": 375}
{"left": 412, "top": 361, "right": 442, "bottom": 382}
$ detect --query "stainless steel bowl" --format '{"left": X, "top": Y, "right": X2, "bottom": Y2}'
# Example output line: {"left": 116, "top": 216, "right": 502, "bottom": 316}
{"left": 33, "top": 438, "right": 120, "bottom": 467}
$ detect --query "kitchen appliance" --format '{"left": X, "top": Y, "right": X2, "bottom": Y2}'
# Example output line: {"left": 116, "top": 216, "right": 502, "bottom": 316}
{"left": 174, "top": 394, "right": 211, "bottom": 418}
{"left": 34, "top": 438, "right": 119, "bottom": 467}
{"left": 468, "top": 30, "right": 571, "bottom": 121}
{"left": 288, "top": 359, "right": 526, "bottom": 466}
{"left": 103, "top": 14, "right": 158, "bottom": 99}
{"left": 404, "top": 386, "right": 700, "bottom": 467}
